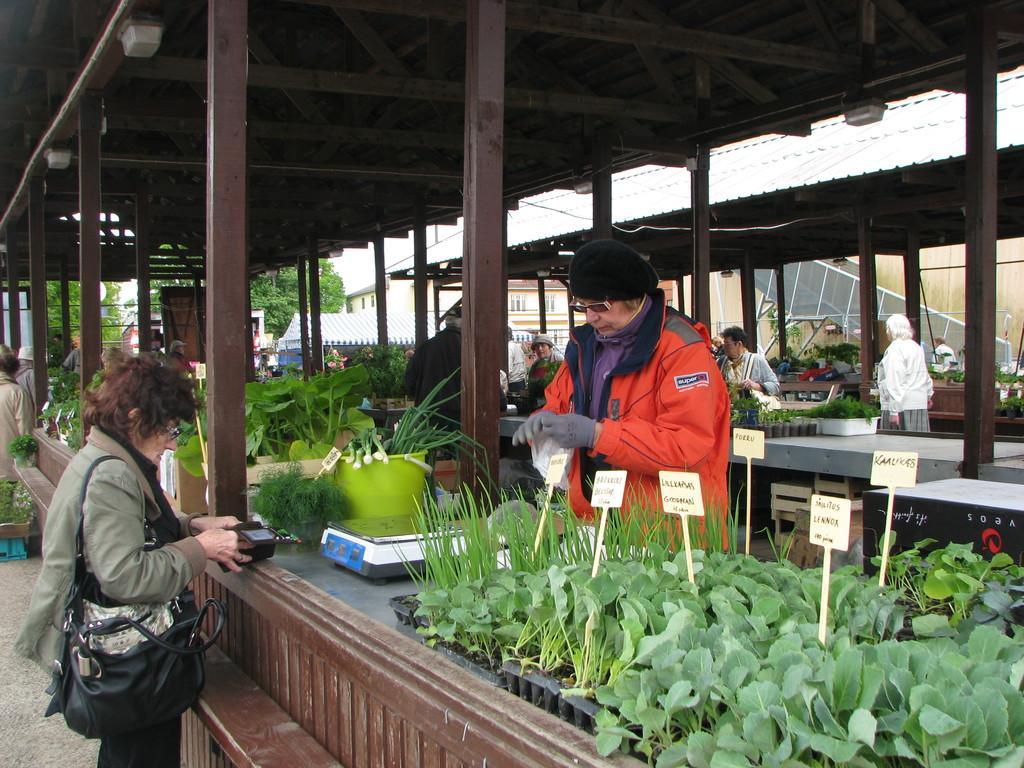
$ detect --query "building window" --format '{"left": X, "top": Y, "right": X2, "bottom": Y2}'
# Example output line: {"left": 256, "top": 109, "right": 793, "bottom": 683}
{"left": 370, "top": 295, "right": 375, "bottom": 307}
{"left": 544, "top": 294, "right": 557, "bottom": 313}
{"left": 510, "top": 294, "right": 527, "bottom": 312}
{"left": 361, "top": 297, "right": 366, "bottom": 309}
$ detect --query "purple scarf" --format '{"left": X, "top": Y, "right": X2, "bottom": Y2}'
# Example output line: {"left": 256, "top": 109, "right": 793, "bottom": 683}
{"left": 587, "top": 297, "right": 655, "bottom": 420}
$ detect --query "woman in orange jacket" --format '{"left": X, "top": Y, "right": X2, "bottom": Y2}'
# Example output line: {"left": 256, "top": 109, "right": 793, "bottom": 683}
{"left": 513, "top": 240, "right": 731, "bottom": 525}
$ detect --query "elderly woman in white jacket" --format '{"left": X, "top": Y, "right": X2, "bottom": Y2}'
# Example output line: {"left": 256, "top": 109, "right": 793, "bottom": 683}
{"left": 878, "top": 314, "right": 933, "bottom": 432}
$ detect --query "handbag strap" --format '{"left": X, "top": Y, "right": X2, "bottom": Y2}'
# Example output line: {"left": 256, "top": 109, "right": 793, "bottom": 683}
{"left": 91, "top": 597, "right": 226, "bottom": 655}
{"left": 64, "top": 456, "right": 123, "bottom": 618}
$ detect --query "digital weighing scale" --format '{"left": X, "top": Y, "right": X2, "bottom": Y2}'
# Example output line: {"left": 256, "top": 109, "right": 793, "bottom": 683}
{"left": 321, "top": 521, "right": 428, "bottom": 580}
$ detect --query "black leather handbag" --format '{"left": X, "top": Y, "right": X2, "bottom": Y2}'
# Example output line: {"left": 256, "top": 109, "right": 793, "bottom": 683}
{"left": 46, "top": 456, "right": 226, "bottom": 739}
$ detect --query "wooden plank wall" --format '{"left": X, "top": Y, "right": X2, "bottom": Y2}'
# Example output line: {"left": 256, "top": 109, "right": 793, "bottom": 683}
{"left": 193, "top": 563, "right": 630, "bottom": 768}
{"left": 182, "top": 710, "right": 236, "bottom": 768}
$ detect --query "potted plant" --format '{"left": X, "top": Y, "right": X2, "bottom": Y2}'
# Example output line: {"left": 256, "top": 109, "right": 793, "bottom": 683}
{"left": 0, "top": 479, "right": 35, "bottom": 540}
{"left": 348, "top": 344, "right": 409, "bottom": 408}
{"left": 8, "top": 434, "right": 38, "bottom": 468}
{"left": 805, "top": 397, "right": 881, "bottom": 436}
{"left": 250, "top": 464, "right": 345, "bottom": 546}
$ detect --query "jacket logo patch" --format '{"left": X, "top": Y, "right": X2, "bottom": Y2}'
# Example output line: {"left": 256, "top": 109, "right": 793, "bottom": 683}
{"left": 674, "top": 372, "right": 709, "bottom": 391}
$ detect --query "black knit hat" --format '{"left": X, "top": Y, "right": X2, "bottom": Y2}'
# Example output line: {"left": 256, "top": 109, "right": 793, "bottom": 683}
{"left": 569, "top": 240, "right": 659, "bottom": 300}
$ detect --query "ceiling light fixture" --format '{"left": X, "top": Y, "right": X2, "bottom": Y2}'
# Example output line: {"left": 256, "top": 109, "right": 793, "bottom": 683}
{"left": 536, "top": 269, "right": 550, "bottom": 278}
{"left": 573, "top": 179, "right": 593, "bottom": 195}
{"left": 45, "top": 147, "right": 72, "bottom": 170}
{"left": 720, "top": 269, "right": 735, "bottom": 278}
{"left": 843, "top": 98, "right": 887, "bottom": 127}
{"left": 119, "top": 18, "right": 164, "bottom": 58}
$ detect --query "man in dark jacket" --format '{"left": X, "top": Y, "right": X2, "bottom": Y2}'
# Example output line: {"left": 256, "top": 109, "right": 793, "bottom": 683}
{"left": 404, "top": 306, "right": 462, "bottom": 424}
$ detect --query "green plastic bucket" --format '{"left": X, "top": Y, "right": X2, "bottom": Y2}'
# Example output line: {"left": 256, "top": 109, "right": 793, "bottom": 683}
{"left": 336, "top": 452, "right": 431, "bottom": 537}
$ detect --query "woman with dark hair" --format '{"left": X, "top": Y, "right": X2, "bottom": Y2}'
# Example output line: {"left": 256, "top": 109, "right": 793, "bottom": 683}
{"left": 0, "top": 345, "right": 33, "bottom": 479}
{"left": 16, "top": 353, "right": 251, "bottom": 768}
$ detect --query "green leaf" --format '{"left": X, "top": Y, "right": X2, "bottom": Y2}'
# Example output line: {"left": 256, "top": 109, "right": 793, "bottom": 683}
{"left": 809, "top": 734, "right": 862, "bottom": 763}
{"left": 662, "top": 679, "right": 699, "bottom": 713}
{"left": 919, "top": 704, "right": 964, "bottom": 737}
{"left": 967, "top": 625, "right": 1011, "bottom": 662}
{"left": 912, "top": 613, "right": 956, "bottom": 637}
{"left": 686, "top": 731, "right": 716, "bottom": 768}
{"left": 709, "top": 751, "right": 753, "bottom": 768}
{"left": 847, "top": 708, "right": 877, "bottom": 748}
{"left": 831, "top": 647, "right": 864, "bottom": 713}
{"left": 595, "top": 730, "right": 623, "bottom": 756}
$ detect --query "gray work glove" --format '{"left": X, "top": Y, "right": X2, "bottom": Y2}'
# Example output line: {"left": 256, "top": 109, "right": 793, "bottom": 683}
{"left": 512, "top": 411, "right": 597, "bottom": 450}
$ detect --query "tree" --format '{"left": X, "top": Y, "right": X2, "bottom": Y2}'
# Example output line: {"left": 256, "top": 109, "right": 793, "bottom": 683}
{"left": 45, "top": 281, "right": 125, "bottom": 347}
{"left": 250, "top": 260, "right": 345, "bottom": 338}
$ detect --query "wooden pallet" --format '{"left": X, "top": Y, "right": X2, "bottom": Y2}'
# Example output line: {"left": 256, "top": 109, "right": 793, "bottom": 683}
{"left": 814, "top": 473, "right": 867, "bottom": 500}
{"left": 770, "top": 481, "right": 814, "bottom": 545}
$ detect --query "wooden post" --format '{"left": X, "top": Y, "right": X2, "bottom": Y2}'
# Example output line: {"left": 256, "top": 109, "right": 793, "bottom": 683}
{"left": 413, "top": 193, "right": 428, "bottom": 346}
{"left": 59, "top": 253, "right": 71, "bottom": 355}
{"left": 857, "top": 213, "right": 877, "bottom": 390}
{"left": 206, "top": 0, "right": 249, "bottom": 517}
{"left": 461, "top": 0, "right": 505, "bottom": 490}
{"left": 28, "top": 177, "right": 48, "bottom": 411}
{"left": 78, "top": 90, "right": 102, "bottom": 386}
{"left": 374, "top": 230, "right": 388, "bottom": 346}
{"left": 775, "top": 264, "right": 788, "bottom": 361}
{"left": 691, "top": 146, "right": 712, "bottom": 328}
{"left": 963, "top": 6, "right": 997, "bottom": 477}
{"left": 135, "top": 182, "right": 152, "bottom": 354}
{"left": 592, "top": 131, "right": 612, "bottom": 240}
{"left": 741, "top": 253, "right": 756, "bottom": 351}
{"left": 308, "top": 235, "right": 323, "bottom": 372}
{"left": 296, "top": 250, "right": 311, "bottom": 379}
{"left": 4, "top": 223, "right": 18, "bottom": 350}
{"left": 903, "top": 225, "right": 921, "bottom": 338}
{"left": 537, "top": 277, "right": 547, "bottom": 334}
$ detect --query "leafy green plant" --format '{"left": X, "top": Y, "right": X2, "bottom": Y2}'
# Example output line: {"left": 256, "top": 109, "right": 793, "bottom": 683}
{"left": 348, "top": 344, "right": 408, "bottom": 399}
{"left": 8, "top": 434, "right": 38, "bottom": 461}
{"left": 249, "top": 464, "right": 345, "bottom": 535}
{"left": 805, "top": 397, "right": 880, "bottom": 422}
{"left": 966, "top": 579, "right": 1024, "bottom": 636}
{"left": 807, "top": 342, "right": 860, "bottom": 365}
{"left": 0, "top": 479, "right": 34, "bottom": 524}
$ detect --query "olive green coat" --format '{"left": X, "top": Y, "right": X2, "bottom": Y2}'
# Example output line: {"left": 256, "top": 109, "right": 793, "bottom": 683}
{"left": 0, "top": 371, "right": 33, "bottom": 480}
{"left": 15, "top": 428, "right": 206, "bottom": 669}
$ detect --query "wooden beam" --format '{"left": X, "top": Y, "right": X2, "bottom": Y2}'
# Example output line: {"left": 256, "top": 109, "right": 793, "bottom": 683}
{"left": 5, "top": 222, "right": 20, "bottom": 351}
{"left": 206, "top": 0, "right": 249, "bottom": 518}
{"left": 691, "top": 146, "right": 711, "bottom": 327}
{"left": 28, "top": 177, "right": 47, "bottom": 408}
{"left": 123, "top": 56, "right": 685, "bottom": 121}
{"left": 308, "top": 236, "right": 324, "bottom": 372}
{"left": 775, "top": 264, "right": 788, "bottom": 360}
{"left": 413, "top": 194, "right": 428, "bottom": 346}
{"left": 296, "top": 249, "right": 312, "bottom": 378}
{"left": 803, "top": 0, "right": 841, "bottom": 52}
{"left": 0, "top": 44, "right": 79, "bottom": 71}
{"left": 872, "top": 0, "right": 945, "bottom": 54}
{"left": 903, "top": 224, "right": 921, "bottom": 336}
{"left": 283, "top": 0, "right": 856, "bottom": 72}
{"left": 461, "top": 0, "right": 505, "bottom": 493}
{"left": 856, "top": 212, "right": 877, "bottom": 390}
{"left": 135, "top": 181, "right": 152, "bottom": 354}
{"left": 962, "top": 7, "right": 997, "bottom": 477}
{"left": 373, "top": 230, "right": 388, "bottom": 346}
{"left": 740, "top": 253, "right": 757, "bottom": 349}
{"left": 592, "top": 131, "right": 612, "bottom": 240}
{"left": 78, "top": 91, "right": 102, "bottom": 385}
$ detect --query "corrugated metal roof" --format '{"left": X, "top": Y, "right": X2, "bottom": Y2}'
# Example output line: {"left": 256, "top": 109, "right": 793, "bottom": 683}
{"left": 378, "top": 69, "right": 1024, "bottom": 271}
{"left": 279, "top": 311, "right": 534, "bottom": 349}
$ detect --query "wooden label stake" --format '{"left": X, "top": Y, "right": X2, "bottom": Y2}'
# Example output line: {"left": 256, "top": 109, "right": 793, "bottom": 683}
{"left": 589, "top": 470, "right": 627, "bottom": 578}
{"left": 732, "top": 428, "right": 765, "bottom": 555}
{"left": 534, "top": 452, "right": 569, "bottom": 554}
{"left": 870, "top": 450, "right": 919, "bottom": 587}
{"left": 659, "top": 471, "right": 705, "bottom": 586}
{"left": 809, "top": 494, "right": 852, "bottom": 643}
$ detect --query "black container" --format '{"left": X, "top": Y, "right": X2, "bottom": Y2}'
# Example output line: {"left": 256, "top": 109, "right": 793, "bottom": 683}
{"left": 432, "top": 643, "right": 507, "bottom": 688}
{"left": 862, "top": 478, "right": 1024, "bottom": 571}
{"left": 502, "top": 661, "right": 561, "bottom": 714}
{"left": 557, "top": 693, "right": 601, "bottom": 733}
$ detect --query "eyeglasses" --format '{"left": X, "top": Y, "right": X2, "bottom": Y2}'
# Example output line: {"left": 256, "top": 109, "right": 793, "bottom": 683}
{"left": 568, "top": 299, "right": 613, "bottom": 313}
{"left": 165, "top": 425, "right": 183, "bottom": 440}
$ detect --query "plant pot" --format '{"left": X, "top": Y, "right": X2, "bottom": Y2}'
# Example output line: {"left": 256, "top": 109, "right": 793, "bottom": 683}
{"left": 13, "top": 455, "right": 36, "bottom": 469}
{"left": 336, "top": 452, "right": 431, "bottom": 537}
{"left": 0, "top": 521, "right": 31, "bottom": 539}
{"left": 819, "top": 416, "right": 879, "bottom": 436}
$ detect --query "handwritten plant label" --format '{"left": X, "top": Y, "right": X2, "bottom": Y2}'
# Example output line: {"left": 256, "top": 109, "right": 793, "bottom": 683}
{"left": 870, "top": 450, "right": 919, "bottom": 488}
{"left": 195, "top": 363, "right": 207, "bottom": 380}
{"left": 809, "top": 495, "right": 851, "bottom": 552}
{"left": 591, "top": 470, "right": 627, "bottom": 509}
{"left": 545, "top": 452, "right": 569, "bottom": 486}
{"left": 659, "top": 471, "right": 705, "bottom": 518}
{"left": 321, "top": 447, "right": 342, "bottom": 473}
{"left": 733, "top": 428, "right": 765, "bottom": 460}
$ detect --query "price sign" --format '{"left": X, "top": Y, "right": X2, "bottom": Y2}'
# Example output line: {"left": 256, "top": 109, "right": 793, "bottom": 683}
{"left": 871, "top": 450, "right": 919, "bottom": 587}
{"left": 590, "top": 470, "right": 628, "bottom": 578}
{"left": 659, "top": 471, "right": 704, "bottom": 518}
{"left": 321, "top": 447, "right": 342, "bottom": 473}
{"left": 590, "top": 471, "right": 627, "bottom": 509}
{"left": 195, "top": 363, "right": 207, "bottom": 380}
{"left": 534, "top": 452, "right": 570, "bottom": 555}
{"left": 660, "top": 471, "right": 704, "bottom": 585}
{"left": 545, "top": 452, "right": 569, "bottom": 486}
{"left": 810, "top": 494, "right": 852, "bottom": 644}
{"left": 732, "top": 428, "right": 765, "bottom": 459}
{"left": 809, "top": 495, "right": 851, "bottom": 552}
{"left": 870, "top": 451, "right": 919, "bottom": 489}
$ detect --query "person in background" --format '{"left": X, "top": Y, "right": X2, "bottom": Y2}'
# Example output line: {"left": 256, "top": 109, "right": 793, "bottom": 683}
{"left": 15, "top": 346, "right": 36, "bottom": 413}
{"left": 61, "top": 333, "right": 81, "bottom": 373}
{"left": 166, "top": 340, "right": 191, "bottom": 374}
{"left": 879, "top": 313, "right": 933, "bottom": 432}
{"left": 718, "top": 326, "right": 780, "bottom": 397}
{"left": 150, "top": 331, "right": 165, "bottom": 356}
{"left": 0, "top": 346, "right": 33, "bottom": 479}
{"left": 932, "top": 335, "right": 958, "bottom": 369}
{"left": 507, "top": 327, "right": 527, "bottom": 393}
{"left": 526, "top": 334, "right": 561, "bottom": 405}
{"left": 710, "top": 335, "right": 726, "bottom": 363}
{"left": 16, "top": 354, "right": 251, "bottom": 768}
{"left": 404, "top": 306, "right": 462, "bottom": 425}
{"left": 513, "top": 240, "right": 731, "bottom": 522}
